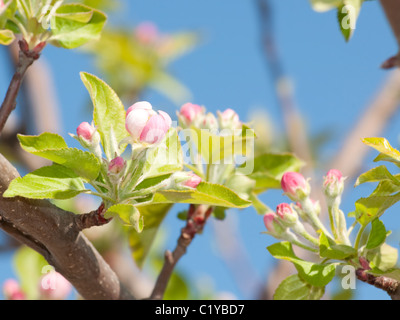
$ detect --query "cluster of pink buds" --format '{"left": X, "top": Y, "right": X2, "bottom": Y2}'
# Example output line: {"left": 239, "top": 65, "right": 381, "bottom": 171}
{"left": 125, "top": 101, "right": 172, "bottom": 145}
{"left": 263, "top": 169, "right": 351, "bottom": 249}
{"left": 177, "top": 102, "right": 242, "bottom": 133}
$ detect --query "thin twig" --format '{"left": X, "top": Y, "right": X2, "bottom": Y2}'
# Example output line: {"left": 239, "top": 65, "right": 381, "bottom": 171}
{"left": 0, "top": 40, "right": 45, "bottom": 134}
{"left": 150, "top": 204, "right": 213, "bottom": 300}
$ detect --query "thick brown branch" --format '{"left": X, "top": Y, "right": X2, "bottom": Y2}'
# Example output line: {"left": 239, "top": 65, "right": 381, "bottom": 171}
{"left": 150, "top": 205, "right": 212, "bottom": 300}
{"left": 0, "top": 153, "right": 134, "bottom": 300}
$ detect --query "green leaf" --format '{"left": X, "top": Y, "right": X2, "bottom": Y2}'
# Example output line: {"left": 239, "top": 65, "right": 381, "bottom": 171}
{"left": 128, "top": 203, "right": 173, "bottom": 268}
{"left": 49, "top": 3, "right": 107, "bottom": 49}
{"left": 239, "top": 153, "right": 304, "bottom": 192}
{"left": 319, "top": 233, "right": 357, "bottom": 260}
{"left": 353, "top": 192, "right": 400, "bottom": 226}
{"left": 362, "top": 137, "right": 400, "bottom": 167}
{"left": 18, "top": 133, "right": 101, "bottom": 181}
{"left": 371, "top": 174, "right": 400, "bottom": 196}
{"left": 0, "top": 29, "right": 15, "bottom": 45}
{"left": 273, "top": 274, "right": 325, "bottom": 300}
{"left": 267, "top": 242, "right": 337, "bottom": 287}
{"left": 14, "top": 246, "right": 49, "bottom": 300}
{"left": 355, "top": 165, "right": 400, "bottom": 187}
{"left": 367, "top": 243, "right": 398, "bottom": 272}
{"left": 0, "top": 0, "right": 17, "bottom": 29}
{"left": 366, "top": 219, "right": 387, "bottom": 250}
{"left": 105, "top": 204, "right": 143, "bottom": 232}
{"left": 80, "top": 72, "right": 128, "bottom": 160}
{"left": 224, "top": 173, "right": 255, "bottom": 200}
{"left": 337, "top": 0, "right": 363, "bottom": 41}
{"left": 190, "top": 124, "right": 255, "bottom": 165}
{"left": 146, "top": 181, "right": 252, "bottom": 208}
{"left": 3, "top": 164, "right": 86, "bottom": 200}
{"left": 143, "top": 128, "right": 183, "bottom": 179}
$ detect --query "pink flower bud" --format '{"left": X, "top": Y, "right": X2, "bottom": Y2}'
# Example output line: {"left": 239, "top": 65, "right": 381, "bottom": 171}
{"left": 108, "top": 156, "right": 125, "bottom": 174}
{"left": 218, "top": 108, "right": 241, "bottom": 129}
{"left": 276, "top": 203, "right": 298, "bottom": 223}
{"left": 323, "top": 169, "right": 344, "bottom": 198}
{"left": 281, "top": 172, "right": 309, "bottom": 201}
{"left": 3, "top": 279, "right": 25, "bottom": 300}
{"left": 125, "top": 102, "right": 171, "bottom": 144}
{"left": 134, "top": 21, "right": 159, "bottom": 45}
{"left": 0, "top": 1, "right": 4, "bottom": 9}
{"left": 179, "top": 103, "right": 203, "bottom": 127}
{"left": 76, "top": 122, "right": 96, "bottom": 141}
{"left": 39, "top": 272, "right": 72, "bottom": 300}
{"left": 263, "top": 212, "right": 284, "bottom": 236}
{"left": 184, "top": 172, "right": 202, "bottom": 188}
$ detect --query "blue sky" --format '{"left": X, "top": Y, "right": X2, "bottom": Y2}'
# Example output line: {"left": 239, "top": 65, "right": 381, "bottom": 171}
{"left": 0, "top": 0, "right": 399, "bottom": 300}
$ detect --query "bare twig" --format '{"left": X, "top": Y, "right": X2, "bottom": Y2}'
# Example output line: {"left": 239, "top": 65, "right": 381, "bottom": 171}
{"left": 0, "top": 40, "right": 45, "bottom": 134}
{"left": 150, "top": 204, "right": 213, "bottom": 300}
{"left": 356, "top": 268, "right": 400, "bottom": 300}
{"left": 0, "top": 153, "right": 134, "bottom": 300}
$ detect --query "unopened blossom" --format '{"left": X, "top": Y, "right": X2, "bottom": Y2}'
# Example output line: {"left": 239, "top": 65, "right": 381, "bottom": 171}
{"left": 178, "top": 103, "right": 204, "bottom": 128}
{"left": 323, "top": 169, "right": 344, "bottom": 198}
{"left": 183, "top": 172, "right": 202, "bottom": 188}
{"left": 276, "top": 203, "right": 298, "bottom": 226}
{"left": 3, "top": 279, "right": 25, "bottom": 300}
{"left": 39, "top": 272, "right": 72, "bottom": 300}
{"left": 281, "top": 172, "right": 310, "bottom": 201}
{"left": 218, "top": 108, "right": 241, "bottom": 130}
{"left": 125, "top": 101, "right": 171, "bottom": 144}
{"left": 263, "top": 211, "right": 285, "bottom": 237}
{"left": 76, "top": 122, "right": 97, "bottom": 142}
{"left": 108, "top": 156, "right": 125, "bottom": 174}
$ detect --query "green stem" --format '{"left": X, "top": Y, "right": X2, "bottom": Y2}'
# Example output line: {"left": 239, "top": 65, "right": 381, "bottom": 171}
{"left": 354, "top": 225, "right": 366, "bottom": 251}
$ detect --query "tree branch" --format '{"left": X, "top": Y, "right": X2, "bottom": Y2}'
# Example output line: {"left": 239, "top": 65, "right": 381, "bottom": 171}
{"left": 0, "top": 152, "right": 134, "bottom": 300}
{"left": 356, "top": 268, "right": 400, "bottom": 300}
{"left": 150, "top": 204, "right": 212, "bottom": 300}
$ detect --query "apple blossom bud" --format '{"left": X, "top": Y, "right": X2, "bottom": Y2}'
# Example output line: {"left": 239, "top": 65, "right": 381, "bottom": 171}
{"left": 134, "top": 22, "right": 159, "bottom": 45}
{"left": 276, "top": 203, "right": 298, "bottom": 226}
{"left": 0, "top": 1, "right": 4, "bottom": 9}
{"left": 3, "top": 279, "right": 25, "bottom": 300}
{"left": 183, "top": 172, "right": 202, "bottom": 188}
{"left": 77, "top": 122, "right": 96, "bottom": 141}
{"left": 323, "top": 169, "right": 344, "bottom": 198}
{"left": 263, "top": 211, "right": 287, "bottom": 238}
{"left": 39, "top": 272, "right": 72, "bottom": 300}
{"left": 218, "top": 108, "right": 241, "bottom": 130}
{"left": 125, "top": 102, "right": 171, "bottom": 144}
{"left": 178, "top": 103, "right": 204, "bottom": 127}
{"left": 108, "top": 156, "right": 125, "bottom": 174}
{"left": 281, "top": 172, "right": 310, "bottom": 201}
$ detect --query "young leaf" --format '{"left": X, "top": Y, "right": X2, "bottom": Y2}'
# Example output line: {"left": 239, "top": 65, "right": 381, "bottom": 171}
{"left": 367, "top": 243, "right": 398, "bottom": 272}
{"left": 319, "top": 233, "right": 357, "bottom": 260}
{"left": 355, "top": 165, "right": 400, "bottom": 187}
{"left": 105, "top": 204, "right": 143, "bottom": 232}
{"left": 49, "top": 3, "right": 107, "bottom": 49}
{"left": 80, "top": 72, "right": 128, "bottom": 160}
{"left": 17, "top": 133, "right": 101, "bottom": 181}
{"left": 3, "top": 164, "right": 86, "bottom": 200}
{"left": 238, "top": 153, "right": 304, "bottom": 192}
{"left": 353, "top": 192, "right": 400, "bottom": 226}
{"left": 273, "top": 274, "right": 325, "bottom": 300}
{"left": 128, "top": 203, "right": 173, "bottom": 268}
{"left": 362, "top": 137, "right": 400, "bottom": 167}
{"left": 267, "top": 242, "right": 337, "bottom": 287}
{"left": 146, "top": 181, "right": 252, "bottom": 209}
{"left": 0, "top": 29, "right": 14, "bottom": 45}
{"left": 366, "top": 219, "right": 387, "bottom": 250}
